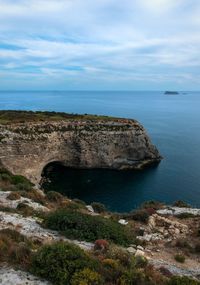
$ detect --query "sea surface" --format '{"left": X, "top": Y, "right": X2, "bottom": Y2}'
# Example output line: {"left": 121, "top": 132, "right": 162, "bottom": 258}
{"left": 0, "top": 90, "right": 200, "bottom": 212}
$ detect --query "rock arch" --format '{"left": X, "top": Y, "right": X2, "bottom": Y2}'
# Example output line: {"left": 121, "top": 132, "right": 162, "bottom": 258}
{"left": 0, "top": 119, "right": 161, "bottom": 185}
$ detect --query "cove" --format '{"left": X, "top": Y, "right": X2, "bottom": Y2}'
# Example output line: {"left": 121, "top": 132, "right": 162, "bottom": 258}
{"left": 42, "top": 162, "right": 161, "bottom": 212}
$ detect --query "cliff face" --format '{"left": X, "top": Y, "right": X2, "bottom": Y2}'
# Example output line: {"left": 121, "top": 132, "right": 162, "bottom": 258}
{"left": 0, "top": 114, "right": 161, "bottom": 184}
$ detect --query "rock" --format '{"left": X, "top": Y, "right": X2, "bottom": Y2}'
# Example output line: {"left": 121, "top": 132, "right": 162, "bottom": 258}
{"left": 135, "top": 249, "right": 145, "bottom": 257}
{"left": 174, "top": 228, "right": 180, "bottom": 235}
{"left": 148, "top": 216, "right": 156, "bottom": 229}
{"left": 118, "top": 219, "right": 128, "bottom": 225}
{"left": 0, "top": 267, "right": 51, "bottom": 285}
{"left": 0, "top": 191, "right": 49, "bottom": 212}
{"left": 137, "top": 245, "right": 144, "bottom": 251}
{"left": 0, "top": 112, "right": 161, "bottom": 184}
{"left": 127, "top": 247, "right": 136, "bottom": 254}
{"left": 157, "top": 207, "right": 200, "bottom": 216}
{"left": 86, "top": 205, "right": 94, "bottom": 213}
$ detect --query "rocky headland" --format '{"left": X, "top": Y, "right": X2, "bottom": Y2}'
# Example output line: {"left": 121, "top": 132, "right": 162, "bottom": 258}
{"left": 0, "top": 111, "right": 161, "bottom": 184}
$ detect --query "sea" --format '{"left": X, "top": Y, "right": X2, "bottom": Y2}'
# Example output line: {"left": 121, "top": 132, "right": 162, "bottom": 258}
{"left": 0, "top": 90, "right": 200, "bottom": 212}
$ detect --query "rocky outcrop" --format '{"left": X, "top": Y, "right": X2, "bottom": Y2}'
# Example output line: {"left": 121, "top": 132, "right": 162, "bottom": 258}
{"left": 0, "top": 112, "right": 161, "bottom": 184}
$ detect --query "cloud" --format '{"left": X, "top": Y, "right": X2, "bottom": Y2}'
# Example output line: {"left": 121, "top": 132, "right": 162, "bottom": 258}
{"left": 0, "top": 0, "right": 199, "bottom": 90}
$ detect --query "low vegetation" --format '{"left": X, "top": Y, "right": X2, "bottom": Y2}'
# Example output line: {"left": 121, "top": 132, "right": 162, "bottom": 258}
{"left": 174, "top": 254, "right": 185, "bottom": 263}
{"left": 0, "top": 167, "right": 33, "bottom": 192}
{"left": 0, "top": 110, "right": 122, "bottom": 124}
{"left": 43, "top": 208, "right": 134, "bottom": 246}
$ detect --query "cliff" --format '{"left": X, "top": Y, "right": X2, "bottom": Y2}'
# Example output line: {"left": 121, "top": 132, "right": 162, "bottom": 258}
{"left": 0, "top": 111, "right": 161, "bottom": 184}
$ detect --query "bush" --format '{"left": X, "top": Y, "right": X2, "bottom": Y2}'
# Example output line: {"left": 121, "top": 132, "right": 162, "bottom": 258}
{"left": 159, "top": 266, "right": 173, "bottom": 278}
{"left": 141, "top": 200, "right": 163, "bottom": 210}
{"left": 129, "top": 209, "right": 150, "bottom": 223}
{"left": 94, "top": 240, "right": 109, "bottom": 251}
{"left": 168, "top": 276, "right": 200, "bottom": 285}
{"left": 174, "top": 254, "right": 185, "bottom": 263}
{"left": 119, "top": 268, "right": 149, "bottom": 285}
{"left": 0, "top": 228, "right": 32, "bottom": 267}
{"left": 17, "top": 202, "right": 34, "bottom": 216}
{"left": 102, "top": 258, "right": 123, "bottom": 283}
{"left": 177, "top": 213, "right": 195, "bottom": 219}
{"left": 173, "top": 200, "right": 191, "bottom": 208}
{"left": 91, "top": 202, "right": 107, "bottom": 213}
{"left": 106, "top": 245, "right": 132, "bottom": 267}
{"left": 31, "top": 242, "right": 99, "bottom": 285}
{"left": 71, "top": 268, "right": 103, "bottom": 285}
{"left": 7, "top": 192, "right": 21, "bottom": 200}
{"left": 11, "top": 175, "right": 32, "bottom": 186}
{"left": 46, "top": 191, "right": 64, "bottom": 202}
{"left": 44, "top": 209, "right": 133, "bottom": 246}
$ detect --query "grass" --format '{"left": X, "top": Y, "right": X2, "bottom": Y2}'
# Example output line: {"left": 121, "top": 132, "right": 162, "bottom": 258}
{"left": 0, "top": 110, "right": 133, "bottom": 125}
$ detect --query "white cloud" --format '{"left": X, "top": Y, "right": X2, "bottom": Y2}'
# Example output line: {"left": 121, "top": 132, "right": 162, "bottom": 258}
{"left": 0, "top": 0, "right": 199, "bottom": 89}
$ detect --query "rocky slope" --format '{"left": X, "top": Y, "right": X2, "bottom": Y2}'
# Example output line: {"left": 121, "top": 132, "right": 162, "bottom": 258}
{"left": 0, "top": 111, "right": 161, "bottom": 184}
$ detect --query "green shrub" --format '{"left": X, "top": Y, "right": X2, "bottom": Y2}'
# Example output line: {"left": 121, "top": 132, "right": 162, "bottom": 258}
{"left": 17, "top": 202, "right": 34, "bottom": 216}
{"left": 141, "top": 200, "right": 163, "bottom": 210}
{"left": 71, "top": 268, "right": 103, "bottom": 285}
{"left": 128, "top": 209, "right": 150, "bottom": 223}
{"left": 119, "top": 268, "right": 149, "bottom": 285}
{"left": 168, "top": 276, "right": 200, "bottom": 285}
{"left": 31, "top": 242, "right": 99, "bottom": 285}
{"left": 46, "top": 191, "right": 64, "bottom": 202}
{"left": 11, "top": 175, "right": 33, "bottom": 187}
{"left": 173, "top": 200, "right": 191, "bottom": 208}
{"left": 91, "top": 202, "right": 107, "bottom": 213}
{"left": 174, "top": 254, "right": 185, "bottom": 263}
{"left": 176, "top": 213, "right": 195, "bottom": 219}
{"left": 7, "top": 192, "right": 21, "bottom": 200}
{"left": 106, "top": 245, "right": 132, "bottom": 267}
{"left": 44, "top": 209, "right": 132, "bottom": 246}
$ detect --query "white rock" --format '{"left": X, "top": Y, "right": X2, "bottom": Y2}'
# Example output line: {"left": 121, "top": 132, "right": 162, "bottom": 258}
{"left": 137, "top": 245, "right": 144, "bottom": 251}
{"left": 135, "top": 249, "right": 145, "bottom": 257}
{"left": 86, "top": 205, "right": 94, "bottom": 213}
{"left": 127, "top": 247, "right": 136, "bottom": 254}
{"left": 0, "top": 267, "right": 51, "bottom": 285}
{"left": 0, "top": 191, "right": 49, "bottom": 212}
{"left": 157, "top": 207, "right": 200, "bottom": 216}
{"left": 118, "top": 219, "right": 128, "bottom": 225}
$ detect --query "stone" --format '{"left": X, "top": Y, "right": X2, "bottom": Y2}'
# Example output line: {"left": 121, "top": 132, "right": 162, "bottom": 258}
{"left": 0, "top": 112, "right": 161, "bottom": 184}
{"left": 118, "top": 219, "right": 128, "bottom": 225}
{"left": 86, "top": 205, "right": 94, "bottom": 213}
{"left": 157, "top": 207, "right": 200, "bottom": 216}
{"left": 127, "top": 247, "right": 136, "bottom": 254}
{"left": 137, "top": 245, "right": 144, "bottom": 251}
{"left": 135, "top": 249, "right": 145, "bottom": 257}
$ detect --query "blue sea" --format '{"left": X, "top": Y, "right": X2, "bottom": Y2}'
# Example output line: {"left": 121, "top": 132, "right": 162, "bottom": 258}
{"left": 0, "top": 90, "right": 200, "bottom": 212}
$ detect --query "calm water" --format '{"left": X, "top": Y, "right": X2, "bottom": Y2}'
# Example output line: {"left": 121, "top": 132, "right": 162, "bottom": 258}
{"left": 0, "top": 90, "right": 200, "bottom": 212}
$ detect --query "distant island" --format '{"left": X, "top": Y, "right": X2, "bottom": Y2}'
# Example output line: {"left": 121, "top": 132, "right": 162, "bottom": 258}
{"left": 164, "top": 91, "right": 179, "bottom": 95}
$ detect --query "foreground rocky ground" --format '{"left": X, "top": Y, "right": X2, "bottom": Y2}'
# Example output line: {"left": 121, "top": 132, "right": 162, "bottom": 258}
{"left": 0, "top": 168, "right": 200, "bottom": 284}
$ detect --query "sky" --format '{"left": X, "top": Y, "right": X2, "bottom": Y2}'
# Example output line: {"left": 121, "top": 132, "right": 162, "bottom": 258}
{"left": 0, "top": 0, "right": 200, "bottom": 90}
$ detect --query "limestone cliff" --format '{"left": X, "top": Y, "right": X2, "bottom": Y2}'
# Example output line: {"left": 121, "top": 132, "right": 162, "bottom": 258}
{"left": 0, "top": 111, "right": 161, "bottom": 184}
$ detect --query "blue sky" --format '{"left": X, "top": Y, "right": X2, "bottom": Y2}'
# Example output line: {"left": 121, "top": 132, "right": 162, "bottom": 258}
{"left": 0, "top": 0, "right": 200, "bottom": 90}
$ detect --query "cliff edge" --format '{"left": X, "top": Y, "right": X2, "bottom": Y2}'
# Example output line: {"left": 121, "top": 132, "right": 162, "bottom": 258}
{"left": 0, "top": 111, "right": 161, "bottom": 184}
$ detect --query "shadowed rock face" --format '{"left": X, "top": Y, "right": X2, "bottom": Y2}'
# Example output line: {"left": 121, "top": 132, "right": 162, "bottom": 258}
{"left": 0, "top": 113, "right": 161, "bottom": 184}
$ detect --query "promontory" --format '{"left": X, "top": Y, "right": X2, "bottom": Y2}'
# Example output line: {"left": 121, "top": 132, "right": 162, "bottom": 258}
{"left": 0, "top": 111, "right": 161, "bottom": 184}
